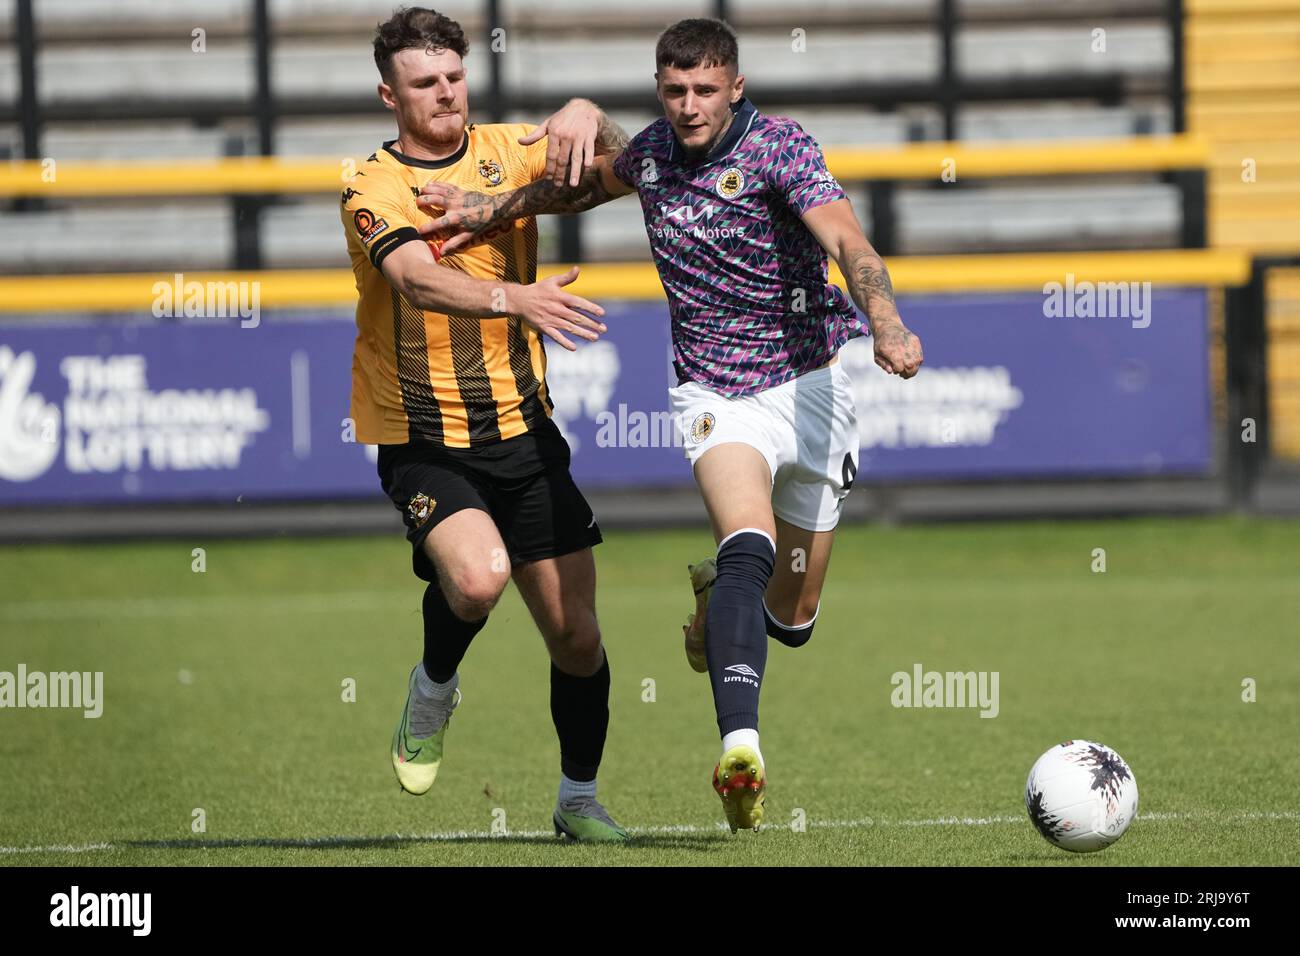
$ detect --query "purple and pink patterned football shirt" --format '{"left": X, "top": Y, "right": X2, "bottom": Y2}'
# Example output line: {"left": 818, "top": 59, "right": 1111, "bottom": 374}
{"left": 612, "top": 97, "right": 863, "bottom": 397}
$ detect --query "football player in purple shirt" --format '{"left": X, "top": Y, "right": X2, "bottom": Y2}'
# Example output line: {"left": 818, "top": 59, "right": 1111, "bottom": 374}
{"left": 416, "top": 18, "right": 923, "bottom": 833}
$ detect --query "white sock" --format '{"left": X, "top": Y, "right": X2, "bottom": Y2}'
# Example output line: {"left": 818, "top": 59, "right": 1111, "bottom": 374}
{"left": 722, "top": 728, "right": 763, "bottom": 767}
{"left": 409, "top": 666, "right": 458, "bottom": 738}
{"left": 558, "top": 773, "right": 597, "bottom": 804}
{"left": 416, "top": 664, "right": 458, "bottom": 702}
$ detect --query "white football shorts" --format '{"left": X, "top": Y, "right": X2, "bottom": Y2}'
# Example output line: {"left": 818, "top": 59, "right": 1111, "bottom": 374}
{"left": 668, "top": 359, "right": 860, "bottom": 532}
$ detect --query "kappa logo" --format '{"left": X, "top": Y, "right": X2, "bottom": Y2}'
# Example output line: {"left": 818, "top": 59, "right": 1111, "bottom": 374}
{"left": 689, "top": 411, "right": 716, "bottom": 443}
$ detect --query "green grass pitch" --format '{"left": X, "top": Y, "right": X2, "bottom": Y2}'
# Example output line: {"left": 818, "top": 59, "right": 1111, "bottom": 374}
{"left": 1, "top": 516, "right": 1296, "bottom": 866}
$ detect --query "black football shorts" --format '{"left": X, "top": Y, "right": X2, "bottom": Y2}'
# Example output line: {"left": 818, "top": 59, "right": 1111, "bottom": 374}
{"left": 377, "top": 418, "right": 602, "bottom": 582}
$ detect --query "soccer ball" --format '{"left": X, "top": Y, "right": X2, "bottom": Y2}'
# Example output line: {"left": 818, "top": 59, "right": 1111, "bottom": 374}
{"left": 1024, "top": 740, "right": 1138, "bottom": 852}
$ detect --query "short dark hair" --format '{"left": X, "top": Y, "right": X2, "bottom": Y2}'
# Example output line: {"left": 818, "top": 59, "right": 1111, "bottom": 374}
{"left": 374, "top": 7, "right": 469, "bottom": 82}
{"left": 655, "top": 18, "right": 738, "bottom": 73}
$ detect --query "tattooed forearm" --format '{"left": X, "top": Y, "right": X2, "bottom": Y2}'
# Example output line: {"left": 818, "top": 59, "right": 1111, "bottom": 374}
{"left": 502, "top": 166, "right": 614, "bottom": 218}
{"left": 845, "top": 248, "right": 901, "bottom": 332}
{"left": 594, "top": 114, "right": 630, "bottom": 156}
{"left": 426, "top": 163, "right": 620, "bottom": 250}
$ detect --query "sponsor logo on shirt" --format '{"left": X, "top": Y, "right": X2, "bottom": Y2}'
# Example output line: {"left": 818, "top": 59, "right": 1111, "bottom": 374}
{"left": 653, "top": 202, "right": 747, "bottom": 240}
{"left": 354, "top": 208, "right": 389, "bottom": 244}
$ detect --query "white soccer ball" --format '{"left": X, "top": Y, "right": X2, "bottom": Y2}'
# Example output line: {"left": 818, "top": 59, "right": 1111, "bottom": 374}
{"left": 1024, "top": 740, "right": 1139, "bottom": 852}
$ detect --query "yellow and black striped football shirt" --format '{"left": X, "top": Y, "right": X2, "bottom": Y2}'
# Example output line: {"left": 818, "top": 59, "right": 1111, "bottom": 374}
{"left": 341, "top": 124, "right": 552, "bottom": 447}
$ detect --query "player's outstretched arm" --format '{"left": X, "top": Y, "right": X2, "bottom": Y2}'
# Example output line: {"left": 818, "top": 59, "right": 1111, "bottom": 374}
{"left": 522, "top": 98, "right": 631, "bottom": 186}
{"left": 379, "top": 240, "right": 606, "bottom": 352}
{"left": 415, "top": 157, "right": 635, "bottom": 256}
{"left": 801, "top": 198, "right": 924, "bottom": 379}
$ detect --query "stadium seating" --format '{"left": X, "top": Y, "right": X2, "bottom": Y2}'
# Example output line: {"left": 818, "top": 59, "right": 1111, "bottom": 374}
{"left": 2, "top": 0, "right": 1177, "bottom": 272}
{"left": 1186, "top": 0, "right": 1300, "bottom": 458}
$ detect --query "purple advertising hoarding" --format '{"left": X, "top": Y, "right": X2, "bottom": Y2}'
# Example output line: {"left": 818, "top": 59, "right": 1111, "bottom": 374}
{"left": 0, "top": 288, "right": 1211, "bottom": 506}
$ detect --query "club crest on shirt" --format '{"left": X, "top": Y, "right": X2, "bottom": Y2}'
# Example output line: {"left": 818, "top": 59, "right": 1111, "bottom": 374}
{"left": 715, "top": 167, "right": 745, "bottom": 199}
{"left": 353, "top": 208, "right": 389, "bottom": 244}
{"left": 407, "top": 493, "right": 436, "bottom": 529}
{"left": 478, "top": 159, "right": 504, "bottom": 186}
{"left": 690, "top": 412, "right": 717, "bottom": 443}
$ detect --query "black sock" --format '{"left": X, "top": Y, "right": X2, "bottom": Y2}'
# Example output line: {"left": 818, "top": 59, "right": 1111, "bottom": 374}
{"left": 422, "top": 582, "right": 488, "bottom": 683}
{"left": 764, "top": 600, "right": 817, "bottom": 648}
{"left": 705, "top": 531, "right": 775, "bottom": 737}
{"left": 550, "top": 653, "right": 610, "bottom": 782}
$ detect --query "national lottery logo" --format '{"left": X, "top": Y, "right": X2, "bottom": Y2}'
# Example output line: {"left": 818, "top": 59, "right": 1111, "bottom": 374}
{"left": 0, "top": 346, "right": 61, "bottom": 481}
{"left": 0, "top": 348, "right": 271, "bottom": 484}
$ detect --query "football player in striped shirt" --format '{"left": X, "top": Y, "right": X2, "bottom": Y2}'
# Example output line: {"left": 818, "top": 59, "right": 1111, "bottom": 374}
{"left": 342, "top": 7, "right": 630, "bottom": 841}
{"left": 415, "top": 18, "right": 924, "bottom": 833}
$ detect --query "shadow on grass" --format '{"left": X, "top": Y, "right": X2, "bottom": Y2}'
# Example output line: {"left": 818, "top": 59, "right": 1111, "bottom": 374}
{"left": 123, "top": 832, "right": 727, "bottom": 853}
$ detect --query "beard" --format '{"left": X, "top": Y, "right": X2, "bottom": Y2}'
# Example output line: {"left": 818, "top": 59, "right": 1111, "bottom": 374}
{"left": 409, "top": 107, "right": 466, "bottom": 151}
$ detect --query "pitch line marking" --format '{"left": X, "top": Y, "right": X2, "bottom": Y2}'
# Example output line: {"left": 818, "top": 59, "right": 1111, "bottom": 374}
{"left": 3, "top": 810, "right": 1297, "bottom": 855}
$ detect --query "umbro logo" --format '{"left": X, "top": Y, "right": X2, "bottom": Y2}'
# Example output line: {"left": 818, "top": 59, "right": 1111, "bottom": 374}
{"left": 723, "top": 663, "right": 761, "bottom": 687}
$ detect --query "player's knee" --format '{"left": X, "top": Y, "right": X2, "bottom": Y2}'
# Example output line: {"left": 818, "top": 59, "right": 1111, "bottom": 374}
{"left": 548, "top": 620, "right": 603, "bottom": 675}
{"left": 445, "top": 569, "right": 507, "bottom": 620}
{"left": 716, "top": 529, "right": 777, "bottom": 591}
{"left": 763, "top": 597, "right": 818, "bottom": 648}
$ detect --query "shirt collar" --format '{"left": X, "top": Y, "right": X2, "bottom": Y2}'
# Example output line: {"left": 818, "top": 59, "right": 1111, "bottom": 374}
{"left": 383, "top": 133, "right": 469, "bottom": 169}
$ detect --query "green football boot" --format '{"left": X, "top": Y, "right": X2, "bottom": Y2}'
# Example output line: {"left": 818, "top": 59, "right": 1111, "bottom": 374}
{"left": 713, "top": 744, "right": 766, "bottom": 833}
{"left": 682, "top": 557, "right": 716, "bottom": 673}
{"left": 553, "top": 796, "right": 631, "bottom": 843}
{"left": 391, "top": 666, "right": 460, "bottom": 795}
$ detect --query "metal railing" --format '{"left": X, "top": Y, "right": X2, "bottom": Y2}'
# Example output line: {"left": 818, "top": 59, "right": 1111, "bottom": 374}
{"left": 0, "top": 133, "right": 1211, "bottom": 267}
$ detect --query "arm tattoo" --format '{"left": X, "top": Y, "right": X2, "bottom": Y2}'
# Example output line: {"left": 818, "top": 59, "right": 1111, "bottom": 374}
{"left": 452, "top": 167, "right": 615, "bottom": 242}
{"left": 594, "top": 114, "right": 630, "bottom": 156}
{"left": 845, "top": 248, "right": 901, "bottom": 333}
{"left": 499, "top": 166, "right": 614, "bottom": 218}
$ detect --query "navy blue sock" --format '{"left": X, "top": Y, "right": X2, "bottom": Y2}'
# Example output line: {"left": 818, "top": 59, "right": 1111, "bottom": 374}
{"left": 763, "top": 599, "right": 817, "bottom": 648}
{"left": 705, "top": 530, "right": 775, "bottom": 737}
{"left": 422, "top": 582, "right": 488, "bottom": 683}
